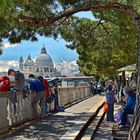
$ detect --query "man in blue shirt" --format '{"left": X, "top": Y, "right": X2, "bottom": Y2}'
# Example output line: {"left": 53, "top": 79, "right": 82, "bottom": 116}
{"left": 29, "top": 74, "right": 46, "bottom": 119}
{"left": 119, "top": 90, "right": 136, "bottom": 128}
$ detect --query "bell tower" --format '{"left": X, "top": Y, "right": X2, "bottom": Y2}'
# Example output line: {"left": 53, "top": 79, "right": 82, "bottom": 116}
{"left": 19, "top": 56, "right": 24, "bottom": 70}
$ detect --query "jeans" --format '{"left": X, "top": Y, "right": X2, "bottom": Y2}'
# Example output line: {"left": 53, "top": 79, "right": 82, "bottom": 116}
{"left": 107, "top": 103, "right": 114, "bottom": 122}
{"left": 45, "top": 102, "right": 49, "bottom": 114}
{"left": 32, "top": 90, "right": 46, "bottom": 117}
{"left": 54, "top": 93, "right": 59, "bottom": 111}
{"left": 121, "top": 108, "right": 134, "bottom": 126}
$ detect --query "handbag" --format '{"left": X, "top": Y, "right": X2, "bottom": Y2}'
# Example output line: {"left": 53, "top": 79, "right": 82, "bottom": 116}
{"left": 46, "top": 92, "right": 55, "bottom": 103}
{"left": 0, "top": 76, "right": 10, "bottom": 91}
{"left": 104, "top": 102, "right": 108, "bottom": 112}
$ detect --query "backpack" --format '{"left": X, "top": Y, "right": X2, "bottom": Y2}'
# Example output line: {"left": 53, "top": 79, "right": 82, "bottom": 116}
{"left": 46, "top": 92, "right": 55, "bottom": 103}
{"left": 23, "top": 83, "right": 30, "bottom": 98}
{"left": 0, "top": 76, "right": 10, "bottom": 91}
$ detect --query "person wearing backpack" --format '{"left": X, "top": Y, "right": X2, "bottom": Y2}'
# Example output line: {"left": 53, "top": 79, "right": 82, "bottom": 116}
{"left": 29, "top": 74, "right": 46, "bottom": 119}
{"left": 8, "top": 69, "right": 25, "bottom": 93}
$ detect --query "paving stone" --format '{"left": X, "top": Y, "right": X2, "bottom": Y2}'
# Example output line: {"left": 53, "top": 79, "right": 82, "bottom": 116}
{"left": 2, "top": 95, "right": 104, "bottom": 140}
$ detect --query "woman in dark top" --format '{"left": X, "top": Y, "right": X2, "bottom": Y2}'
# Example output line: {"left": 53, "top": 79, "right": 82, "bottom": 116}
{"left": 105, "top": 80, "right": 115, "bottom": 122}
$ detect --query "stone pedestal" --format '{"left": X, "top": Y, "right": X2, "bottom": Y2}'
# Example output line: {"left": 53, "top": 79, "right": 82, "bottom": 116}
{"left": 0, "top": 96, "right": 9, "bottom": 134}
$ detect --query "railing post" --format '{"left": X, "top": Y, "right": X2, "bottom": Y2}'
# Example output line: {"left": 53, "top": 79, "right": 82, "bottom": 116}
{"left": 0, "top": 95, "right": 9, "bottom": 134}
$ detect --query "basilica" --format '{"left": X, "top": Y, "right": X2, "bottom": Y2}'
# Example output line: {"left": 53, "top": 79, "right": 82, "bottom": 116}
{"left": 19, "top": 47, "right": 61, "bottom": 78}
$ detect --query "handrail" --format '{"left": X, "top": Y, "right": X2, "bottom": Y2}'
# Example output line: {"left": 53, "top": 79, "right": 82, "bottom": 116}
{"left": 74, "top": 102, "right": 105, "bottom": 140}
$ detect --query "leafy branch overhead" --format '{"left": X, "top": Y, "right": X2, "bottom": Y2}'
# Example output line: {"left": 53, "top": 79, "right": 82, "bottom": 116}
{"left": 0, "top": 0, "right": 139, "bottom": 76}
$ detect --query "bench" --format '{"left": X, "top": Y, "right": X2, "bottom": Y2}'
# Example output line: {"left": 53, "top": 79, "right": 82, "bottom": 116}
{"left": 127, "top": 114, "right": 134, "bottom": 125}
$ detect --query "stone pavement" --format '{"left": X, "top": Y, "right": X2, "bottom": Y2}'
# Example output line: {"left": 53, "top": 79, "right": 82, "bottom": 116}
{"left": 95, "top": 103, "right": 127, "bottom": 140}
{"left": 111, "top": 103, "right": 129, "bottom": 140}
{"left": 2, "top": 95, "right": 105, "bottom": 140}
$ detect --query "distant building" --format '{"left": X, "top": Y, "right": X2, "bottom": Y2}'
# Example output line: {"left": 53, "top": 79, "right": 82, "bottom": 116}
{"left": 19, "top": 47, "right": 61, "bottom": 78}
{"left": 49, "top": 76, "right": 94, "bottom": 87}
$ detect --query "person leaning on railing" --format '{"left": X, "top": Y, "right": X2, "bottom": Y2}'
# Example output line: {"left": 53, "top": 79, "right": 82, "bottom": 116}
{"left": 8, "top": 69, "right": 25, "bottom": 93}
{"left": 28, "top": 74, "right": 46, "bottom": 120}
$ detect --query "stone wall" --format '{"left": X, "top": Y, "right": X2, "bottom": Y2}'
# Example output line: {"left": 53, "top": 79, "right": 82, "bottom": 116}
{"left": 0, "top": 86, "right": 91, "bottom": 134}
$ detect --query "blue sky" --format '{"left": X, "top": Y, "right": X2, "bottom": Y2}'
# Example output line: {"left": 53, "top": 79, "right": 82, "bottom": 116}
{"left": 0, "top": 11, "right": 95, "bottom": 63}
{"left": 0, "top": 37, "right": 78, "bottom": 63}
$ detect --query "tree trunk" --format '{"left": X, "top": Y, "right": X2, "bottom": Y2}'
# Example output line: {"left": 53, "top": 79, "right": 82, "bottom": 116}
{"left": 128, "top": 16, "right": 140, "bottom": 140}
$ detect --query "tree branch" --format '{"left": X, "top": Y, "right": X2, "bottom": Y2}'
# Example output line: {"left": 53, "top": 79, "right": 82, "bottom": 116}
{"left": 55, "top": 16, "right": 69, "bottom": 26}
{"left": 17, "top": 1, "right": 138, "bottom": 27}
{"left": 100, "top": 23, "right": 110, "bottom": 35}
{"left": 91, "top": 19, "right": 102, "bottom": 31}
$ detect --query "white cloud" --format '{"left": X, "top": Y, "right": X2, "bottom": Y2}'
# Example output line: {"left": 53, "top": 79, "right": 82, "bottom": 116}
{"left": 0, "top": 60, "right": 18, "bottom": 72}
{"left": 2, "top": 43, "right": 18, "bottom": 49}
{"left": 54, "top": 61, "right": 79, "bottom": 75}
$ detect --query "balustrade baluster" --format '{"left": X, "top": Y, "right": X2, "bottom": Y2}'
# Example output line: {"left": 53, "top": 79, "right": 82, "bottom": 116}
{"left": 0, "top": 96, "right": 8, "bottom": 134}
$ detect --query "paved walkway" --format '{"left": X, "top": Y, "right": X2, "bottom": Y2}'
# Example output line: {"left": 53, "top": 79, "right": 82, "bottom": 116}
{"left": 2, "top": 95, "right": 105, "bottom": 140}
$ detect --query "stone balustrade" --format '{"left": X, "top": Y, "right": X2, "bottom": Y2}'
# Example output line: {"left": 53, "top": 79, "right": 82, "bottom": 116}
{"left": 0, "top": 86, "right": 91, "bottom": 134}
{"left": 0, "top": 93, "right": 9, "bottom": 134}
{"left": 58, "top": 86, "right": 90, "bottom": 106}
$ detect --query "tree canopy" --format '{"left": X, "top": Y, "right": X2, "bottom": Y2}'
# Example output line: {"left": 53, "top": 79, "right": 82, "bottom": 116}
{"left": 0, "top": 0, "right": 139, "bottom": 76}
{"left": 58, "top": 15, "right": 137, "bottom": 76}
{"left": 0, "top": 0, "right": 139, "bottom": 42}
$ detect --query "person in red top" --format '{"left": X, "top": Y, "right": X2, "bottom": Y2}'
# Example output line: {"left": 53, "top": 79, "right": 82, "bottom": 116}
{"left": 38, "top": 76, "right": 51, "bottom": 115}
{"left": 42, "top": 78, "right": 50, "bottom": 98}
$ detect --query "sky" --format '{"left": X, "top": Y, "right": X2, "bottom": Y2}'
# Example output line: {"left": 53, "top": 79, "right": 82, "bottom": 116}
{"left": 0, "top": 36, "right": 78, "bottom": 63}
{"left": 0, "top": 11, "right": 95, "bottom": 73}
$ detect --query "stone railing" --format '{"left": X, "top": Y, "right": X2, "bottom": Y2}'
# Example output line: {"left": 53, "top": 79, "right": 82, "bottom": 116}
{"left": 0, "top": 86, "right": 91, "bottom": 134}
{"left": 58, "top": 86, "right": 90, "bottom": 106}
{"left": 0, "top": 93, "right": 9, "bottom": 134}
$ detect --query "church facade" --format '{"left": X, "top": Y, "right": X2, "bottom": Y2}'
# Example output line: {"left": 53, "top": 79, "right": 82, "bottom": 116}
{"left": 19, "top": 47, "right": 61, "bottom": 78}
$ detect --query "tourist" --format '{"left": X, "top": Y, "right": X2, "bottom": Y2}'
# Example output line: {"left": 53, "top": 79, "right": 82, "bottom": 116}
{"left": 119, "top": 90, "right": 136, "bottom": 128}
{"left": 97, "top": 82, "right": 102, "bottom": 94}
{"left": 28, "top": 74, "right": 46, "bottom": 119}
{"left": 89, "top": 81, "right": 94, "bottom": 95}
{"left": 105, "top": 80, "right": 115, "bottom": 122}
{"left": 8, "top": 69, "right": 25, "bottom": 93}
{"left": 38, "top": 76, "right": 51, "bottom": 114}
{"left": 119, "top": 73, "right": 136, "bottom": 128}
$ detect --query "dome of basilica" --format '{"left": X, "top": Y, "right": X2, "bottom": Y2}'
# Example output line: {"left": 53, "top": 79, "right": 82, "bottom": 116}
{"left": 35, "top": 47, "right": 53, "bottom": 67}
{"left": 24, "top": 54, "right": 34, "bottom": 67}
{"left": 19, "top": 46, "right": 60, "bottom": 77}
